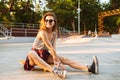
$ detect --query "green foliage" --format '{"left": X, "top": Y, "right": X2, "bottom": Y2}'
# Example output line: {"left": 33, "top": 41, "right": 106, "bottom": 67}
{"left": 0, "top": 0, "right": 120, "bottom": 34}
{"left": 116, "top": 16, "right": 120, "bottom": 26}
{"left": 0, "top": 0, "right": 40, "bottom": 23}
{"left": 47, "top": 0, "right": 78, "bottom": 31}
{"left": 80, "top": 0, "right": 101, "bottom": 32}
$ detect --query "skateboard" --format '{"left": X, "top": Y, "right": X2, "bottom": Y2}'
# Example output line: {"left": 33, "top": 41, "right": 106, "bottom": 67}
{"left": 19, "top": 60, "right": 53, "bottom": 72}
{"left": 19, "top": 60, "right": 25, "bottom": 65}
{"left": 19, "top": 60, "right": 67, "bottom": 78}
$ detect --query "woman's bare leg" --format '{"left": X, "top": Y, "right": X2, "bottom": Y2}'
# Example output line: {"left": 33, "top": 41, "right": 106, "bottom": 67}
{"left": 59, "top": 56, "right": 88, "bottom": 71}
{"left": 47, "top": 55, "right": 88, "bottom": 71}
{"left": 28, "top": 51, "right": 53, "bottom": 72}
{"left": 46, "top": 55, "right": 54, "bottom": 64}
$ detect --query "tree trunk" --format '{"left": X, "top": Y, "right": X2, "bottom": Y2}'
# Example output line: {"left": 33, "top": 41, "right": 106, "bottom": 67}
{"left": 71, "top": 20, "right": 75, "bottom": 32}
{"left": 9, "top": 0, "right": 14, "bottom": 11}
{"left": 118, "top": 26, "right": 120, "bottom": 34}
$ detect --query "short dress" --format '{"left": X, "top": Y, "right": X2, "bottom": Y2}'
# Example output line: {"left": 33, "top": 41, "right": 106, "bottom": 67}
{"left": 24, "top": 33, "right": 55, "bottom": 71}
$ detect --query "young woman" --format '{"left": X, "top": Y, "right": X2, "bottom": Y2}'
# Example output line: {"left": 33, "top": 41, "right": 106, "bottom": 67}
{"left": 24, "top": 12, "right": 99, "bottom": 78}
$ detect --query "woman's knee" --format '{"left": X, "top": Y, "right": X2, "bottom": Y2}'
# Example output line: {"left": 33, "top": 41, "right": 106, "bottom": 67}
{"left": 27, "top": 51, "right": 36, "bottom": 65}
{"left": 47, "top": 55, "right": 54, "bottom": 64}
{"left": 28, "top": 50, "right": 36, "bottom": 59}
{"left": 59, "top": 56, "right": 69, "bottom": 64}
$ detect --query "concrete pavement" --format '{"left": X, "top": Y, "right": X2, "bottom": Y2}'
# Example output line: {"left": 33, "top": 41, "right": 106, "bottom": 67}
{"left": 0, "top": 35, "right": 120, "bottom": 80}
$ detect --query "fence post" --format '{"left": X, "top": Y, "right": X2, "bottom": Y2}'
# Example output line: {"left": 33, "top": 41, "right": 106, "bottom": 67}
{"left": 25, "top": 29, "right": 27, "bottom": 37}
{"left": 10, "top": 28, "right": 12, "bottom": 37}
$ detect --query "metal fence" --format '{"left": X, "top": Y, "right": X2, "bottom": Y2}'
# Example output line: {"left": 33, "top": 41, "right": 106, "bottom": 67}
{"left": 11, "top": 28, "right": 38, "bottom": 37}
{"left": 0, "top": 22, "right": 73, "bottom": 37}
{"left": 0, "top": 24, "right": 11, "bottom": 37}
{"left": 0, "top": 22, "right": 39, "bottom": 29}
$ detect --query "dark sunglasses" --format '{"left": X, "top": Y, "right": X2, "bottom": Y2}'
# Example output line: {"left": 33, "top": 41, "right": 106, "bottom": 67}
{"left": 45, "top": 19, "right": 54, "bottom": 23}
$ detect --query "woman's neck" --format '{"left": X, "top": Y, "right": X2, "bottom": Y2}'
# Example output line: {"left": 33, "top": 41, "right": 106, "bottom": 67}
{"left": 47, "top": 28, "right": 52, "bottom": 33}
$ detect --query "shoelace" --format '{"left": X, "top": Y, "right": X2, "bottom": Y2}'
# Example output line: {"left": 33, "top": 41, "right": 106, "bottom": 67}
{"left": 54, "top": 70, "right": 63, "bottom": 75}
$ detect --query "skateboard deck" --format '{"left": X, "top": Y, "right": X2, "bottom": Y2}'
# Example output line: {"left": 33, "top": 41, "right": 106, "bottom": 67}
{"left": 19, "top": 60, "right": 25, "bottom": 65}
{"left": 19, "top": 60, "right": 53, "bottom": 72}
{"left": 19, "top": 60, "right": 67, "bottom": 78}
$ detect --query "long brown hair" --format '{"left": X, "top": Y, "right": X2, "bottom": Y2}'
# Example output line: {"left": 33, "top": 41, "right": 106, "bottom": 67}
{"left": 39, "top": 12, "right": 58, "bottom": 32}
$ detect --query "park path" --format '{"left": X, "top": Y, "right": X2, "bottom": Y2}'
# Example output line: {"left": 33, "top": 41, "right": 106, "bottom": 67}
{"left": 0, "top": 35, "right": 120, "bottom": 80}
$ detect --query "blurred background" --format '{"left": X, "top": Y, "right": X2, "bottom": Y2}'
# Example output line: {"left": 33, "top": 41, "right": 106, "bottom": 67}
{"left": 0, "top": 0, "right": 120, "bottom": 37}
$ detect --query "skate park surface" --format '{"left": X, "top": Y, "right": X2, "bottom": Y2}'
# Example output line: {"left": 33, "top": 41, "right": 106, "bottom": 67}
{"left": 0, "top": 34, "right": 120, "bottom": 80}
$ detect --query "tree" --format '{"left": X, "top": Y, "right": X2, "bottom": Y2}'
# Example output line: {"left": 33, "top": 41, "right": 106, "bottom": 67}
{"left": 116, "top": 16, "right": 120, "bottom": 33}
{"left": 100, "top": 0, "right": 120, "bottom": 34}
{"left": 47, "top": 0, "right": 103, "bottom": 33}
{"left": 47, "top": 0, "right": 78, "bottom": 32}
{"left": 0, "top": 0, "right": 41, "bottom": 23}
{"left": 80, "top": 0, "right": 102, "bottom": 34}
{"left": 0, "top": 0, "right": 119, "bottom": 34}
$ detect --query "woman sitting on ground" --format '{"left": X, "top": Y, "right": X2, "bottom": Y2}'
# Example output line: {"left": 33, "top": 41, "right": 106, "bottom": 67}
{"left": 23, "top": 12, "right": 99, "bottom": 78}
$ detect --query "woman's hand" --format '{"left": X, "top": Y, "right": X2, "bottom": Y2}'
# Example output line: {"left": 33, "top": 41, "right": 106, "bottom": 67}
{"left": 58, "top": 63, "right": 66, "bottom": 70}
{"left": 54, "top": 60, "right": 66, "bottom": 70}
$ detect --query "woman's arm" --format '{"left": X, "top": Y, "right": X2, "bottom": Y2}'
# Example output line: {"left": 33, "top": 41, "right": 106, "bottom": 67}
{"left": 38, "top": 30, "right": 60, "bottom": 62}
{"left": 37, "top": 31, "right": 65, "bottom": 70}
{"left": 52, "top": 32, "right": 57, "bottom": 49}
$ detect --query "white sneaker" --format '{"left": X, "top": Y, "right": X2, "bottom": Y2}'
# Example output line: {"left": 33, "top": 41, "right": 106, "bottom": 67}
{"left": 53, "top": 68, "right": 67, "bottom": 78}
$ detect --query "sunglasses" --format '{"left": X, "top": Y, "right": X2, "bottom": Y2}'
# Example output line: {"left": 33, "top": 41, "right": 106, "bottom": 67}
{"left": 45, "top": 19, "right": 54, "bottom": 23}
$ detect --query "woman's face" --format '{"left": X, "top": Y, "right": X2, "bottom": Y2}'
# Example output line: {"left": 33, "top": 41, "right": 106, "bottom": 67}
{"left": 45, "top": 16, "right": 55, "bottom": 30}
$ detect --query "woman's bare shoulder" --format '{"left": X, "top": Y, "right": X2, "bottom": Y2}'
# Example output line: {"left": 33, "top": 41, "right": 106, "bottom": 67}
{"left": 38, "top": 30, "right": 46, "bottom": 35}
{"left": 37, "top": 30, "right": 47, "bottom": 38}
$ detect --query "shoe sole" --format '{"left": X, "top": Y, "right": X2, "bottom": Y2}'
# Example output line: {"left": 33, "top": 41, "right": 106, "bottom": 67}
{"left": 63, "top": 70, "right": 67, "bottom": 78}
{"left": 93, "top": 56, "right": 99, "bottom": 74}
{"left": 57, "top": 70, "right": 67, "bottom": 78}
